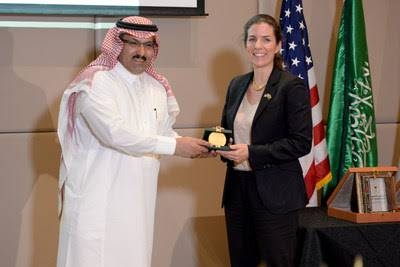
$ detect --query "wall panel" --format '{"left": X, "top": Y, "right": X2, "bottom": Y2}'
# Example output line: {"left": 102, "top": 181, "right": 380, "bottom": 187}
{"left": 0, "top": 1, "right": 399, "bottom": 266}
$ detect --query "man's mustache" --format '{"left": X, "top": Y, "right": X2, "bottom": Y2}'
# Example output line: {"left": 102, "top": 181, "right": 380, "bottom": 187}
{"left": 133, "top": 54, "right": 147, "bottom": 61}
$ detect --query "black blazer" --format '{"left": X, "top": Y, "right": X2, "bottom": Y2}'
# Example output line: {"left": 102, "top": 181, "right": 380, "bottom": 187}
{"left": 221, "top": 68, "right": 312, "bottom": 214}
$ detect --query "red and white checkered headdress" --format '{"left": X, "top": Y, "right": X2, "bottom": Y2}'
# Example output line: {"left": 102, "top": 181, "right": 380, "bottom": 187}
{"left": 65, "top": 16, "right": 179, "bottom": 135}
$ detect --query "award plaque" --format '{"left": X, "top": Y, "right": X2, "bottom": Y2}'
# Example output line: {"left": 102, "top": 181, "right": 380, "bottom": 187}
{"left": 202, "top": 126, "right": 232, "bottom": 151}
{"left": 327, "top": 166, "right": 400, "bottom": 223}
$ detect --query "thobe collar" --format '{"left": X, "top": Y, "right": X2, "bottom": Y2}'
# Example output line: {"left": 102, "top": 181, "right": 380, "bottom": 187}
{"left": 114, "top": 62, "right": 145, "bottom": 86}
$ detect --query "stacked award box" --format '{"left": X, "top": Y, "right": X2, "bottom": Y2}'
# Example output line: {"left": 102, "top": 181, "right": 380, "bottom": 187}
{"left": 327, "top": 166, "right": 400, "bottom": 223}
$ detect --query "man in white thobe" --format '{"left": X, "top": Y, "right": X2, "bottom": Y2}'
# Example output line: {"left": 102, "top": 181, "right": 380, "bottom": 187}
{"left": 56, "top": 16, "right": 209, "bottom": 267}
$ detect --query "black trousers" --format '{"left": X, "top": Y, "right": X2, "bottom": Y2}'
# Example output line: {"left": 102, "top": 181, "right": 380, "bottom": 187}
{"left": 224, "top": 170, "right": 299, "bottom": 267}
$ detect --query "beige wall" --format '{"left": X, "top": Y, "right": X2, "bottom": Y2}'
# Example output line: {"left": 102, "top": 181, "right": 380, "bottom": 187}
{"left": 0, "top": 0, "right": 399, "bottom": 266}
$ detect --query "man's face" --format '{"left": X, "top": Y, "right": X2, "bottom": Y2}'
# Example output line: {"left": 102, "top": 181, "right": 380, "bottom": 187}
{"left": 118, "top": 34, "right": 156, "bottom": 74}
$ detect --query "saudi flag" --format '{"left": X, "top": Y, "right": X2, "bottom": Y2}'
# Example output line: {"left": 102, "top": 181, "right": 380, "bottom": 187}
{"left": 322, "top": 0, "right": 378, "bottom": 201}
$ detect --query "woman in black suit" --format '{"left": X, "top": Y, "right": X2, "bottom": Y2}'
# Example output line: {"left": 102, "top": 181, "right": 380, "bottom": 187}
{"left": 217, "top": 14, "right": 312, "bottom": 267}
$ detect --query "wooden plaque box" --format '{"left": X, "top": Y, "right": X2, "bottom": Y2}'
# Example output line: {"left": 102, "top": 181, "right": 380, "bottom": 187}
{"left": 327, "top": 166, "right": 400, "bottom": 223}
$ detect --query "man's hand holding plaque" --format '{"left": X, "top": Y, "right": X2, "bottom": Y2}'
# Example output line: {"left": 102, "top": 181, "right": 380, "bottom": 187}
{"left": 202, "top": 126, "right": 232, "bottom": 151}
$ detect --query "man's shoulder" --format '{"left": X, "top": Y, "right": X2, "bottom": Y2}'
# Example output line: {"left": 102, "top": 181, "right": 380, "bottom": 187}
{"left": 92, "top": 68, "right": 114, "bottom": 81}
{"left": 142, "top": 72, "right": 166, "bottom": 92}
{"left": 88, "top": 69, "right": 125, "bottom": 95}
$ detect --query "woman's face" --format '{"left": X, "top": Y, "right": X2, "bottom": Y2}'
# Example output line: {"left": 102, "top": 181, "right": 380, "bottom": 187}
{"left": 245, "top": 22, "right": 281, "bottom": 69}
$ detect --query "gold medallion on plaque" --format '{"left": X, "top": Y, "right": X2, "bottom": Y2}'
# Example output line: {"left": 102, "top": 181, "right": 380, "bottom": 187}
{"left": 202, "top": 126, "right": 232, "bottom": 151}
{"left": 208, "top": 131, "right": 227, "bottom": 147}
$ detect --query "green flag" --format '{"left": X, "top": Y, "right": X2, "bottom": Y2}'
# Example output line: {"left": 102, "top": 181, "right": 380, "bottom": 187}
{"left": 323, "top": 0, "right": 378, "bottom": 201}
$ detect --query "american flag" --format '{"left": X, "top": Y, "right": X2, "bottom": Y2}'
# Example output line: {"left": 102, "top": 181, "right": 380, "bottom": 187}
{"left": 279, "top": 0, "right": 332, "bottom": 201}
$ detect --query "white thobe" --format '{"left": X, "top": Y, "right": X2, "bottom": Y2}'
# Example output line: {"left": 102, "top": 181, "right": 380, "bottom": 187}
{"left": 57, "top": 62, "right": 177, "bottom": 267}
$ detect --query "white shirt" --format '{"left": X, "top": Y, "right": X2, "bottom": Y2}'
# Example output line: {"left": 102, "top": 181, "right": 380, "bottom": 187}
{"left": 233, "top": 94, "right": 260, "bottom": 171}
{"left": 57, "top": 62, "right": 177, "bottom": 267}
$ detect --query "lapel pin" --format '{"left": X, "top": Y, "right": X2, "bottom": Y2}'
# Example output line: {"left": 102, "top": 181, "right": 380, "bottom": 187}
{"left": 264, "top": 93, "right": 272, "bottom": 100}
